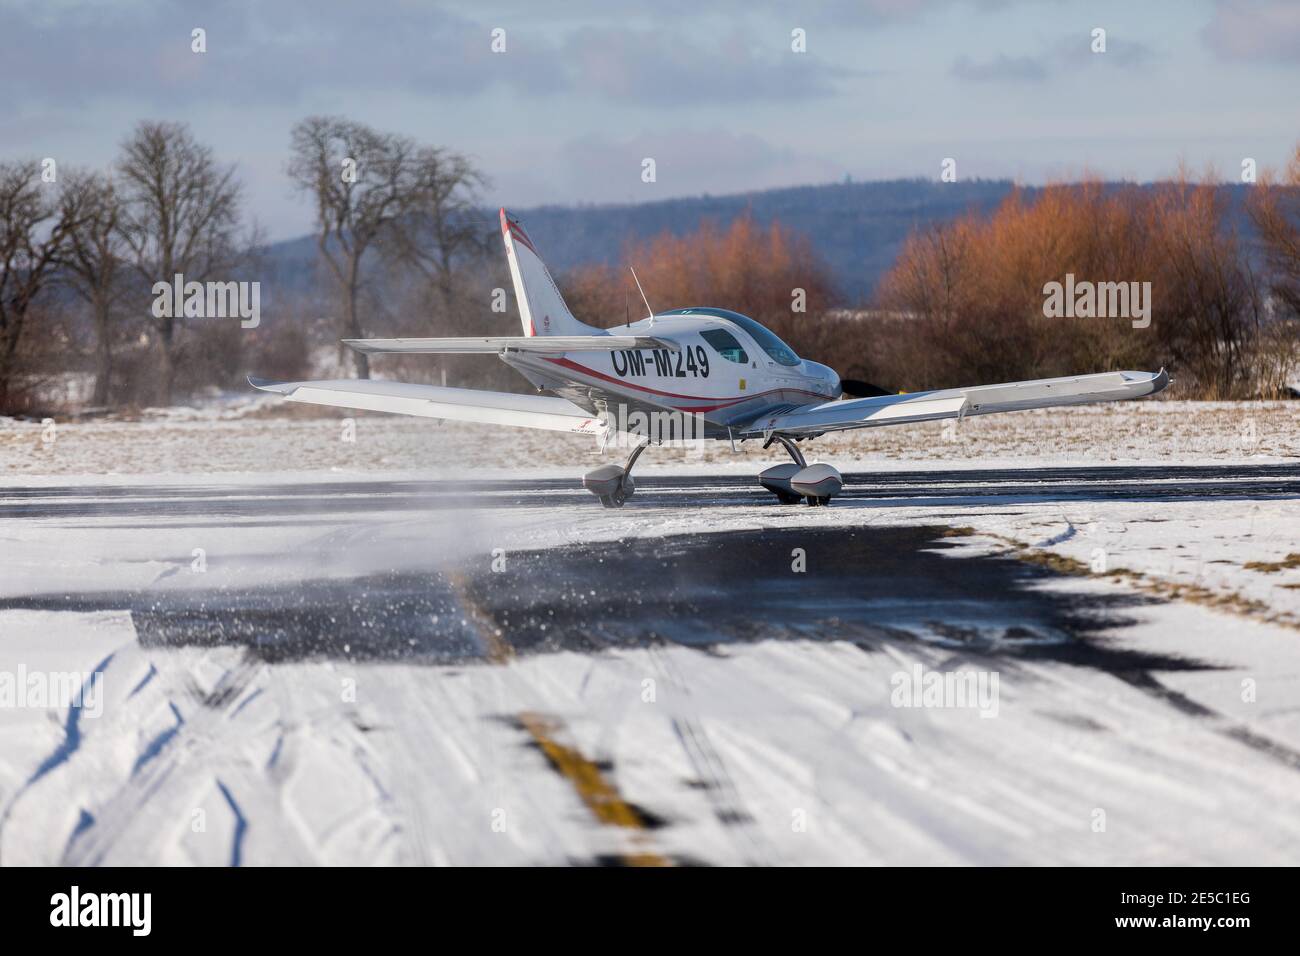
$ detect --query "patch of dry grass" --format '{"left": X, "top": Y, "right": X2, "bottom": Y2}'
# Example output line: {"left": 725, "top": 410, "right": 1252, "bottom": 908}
{"left": 941, "top": 527, "right": 1297, "bottom": 631}
{"left": 1244, "top": 554, "right": 1300, "bottom": 573}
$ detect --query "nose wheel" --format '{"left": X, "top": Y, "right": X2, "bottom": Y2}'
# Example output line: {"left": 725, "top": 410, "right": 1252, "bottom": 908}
{"left": 759, "top": 435, "right": 843, "bottom": 505}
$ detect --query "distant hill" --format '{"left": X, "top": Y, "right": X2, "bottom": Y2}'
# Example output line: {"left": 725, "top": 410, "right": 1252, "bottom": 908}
{"left": 260, "top": 178, "right": 1258, "bottom": 304}
{"left": 505, "top": 179, "right": 1025, "bottom": 302}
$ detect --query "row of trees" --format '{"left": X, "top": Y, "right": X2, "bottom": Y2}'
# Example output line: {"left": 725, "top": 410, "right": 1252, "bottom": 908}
{"left": 0, "top": 117, "right": 489, "bottom": 413}
{"left": 561, "top": 161, "right": 1300, "bottom": 400}
{"left": 870, "top": 160, "right": 1300, "bottom": 399}
{"left": 561, "top": 215, "right": 837, "bottom": 343}
{"left": 2, "top": 122, "right": 1298, "bottom": 414}
{"left": 0, "top": 123, "right": 251, "bottom": 411}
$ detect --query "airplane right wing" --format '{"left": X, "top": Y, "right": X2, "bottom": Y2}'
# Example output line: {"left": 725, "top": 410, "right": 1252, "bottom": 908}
{"left": 740, "top": 368, "right": 1169, "bottom": 437}
{"left": 248, "top": 376, "right": 606, "bottom": 435}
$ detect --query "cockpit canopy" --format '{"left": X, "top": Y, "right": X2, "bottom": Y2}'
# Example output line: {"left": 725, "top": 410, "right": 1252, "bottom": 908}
{"left": 661, "top": 308, "right": 801, "bottom": 367}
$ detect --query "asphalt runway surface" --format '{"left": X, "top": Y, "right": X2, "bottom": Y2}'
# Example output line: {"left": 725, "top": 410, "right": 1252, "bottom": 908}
{"left": 2, "top": 462, "right": 1298, "bottom": 520}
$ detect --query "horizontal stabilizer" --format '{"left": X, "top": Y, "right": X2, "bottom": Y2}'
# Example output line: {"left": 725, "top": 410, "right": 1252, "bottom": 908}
{"left": 343, "top": 335, "right": 679, "bottom": 355}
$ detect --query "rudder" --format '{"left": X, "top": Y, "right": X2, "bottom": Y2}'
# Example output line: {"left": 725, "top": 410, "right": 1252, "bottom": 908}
{"left": 500, "top": 208, "right": 597, "bottom": 337}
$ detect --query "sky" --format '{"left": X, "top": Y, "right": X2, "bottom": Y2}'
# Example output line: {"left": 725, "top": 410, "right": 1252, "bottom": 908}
{"left": 3, "top": 0, "right": 1298, "bottom": 241}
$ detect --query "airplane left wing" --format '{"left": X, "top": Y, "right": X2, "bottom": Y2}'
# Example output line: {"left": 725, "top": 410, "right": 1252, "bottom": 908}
{"left": 343, "top": 335, "right": 679, "bottom": 354}
{"left": 248, "top": 376, "right": 606, "bottom": 434}
{"left": 740, "top": 368, "right": 1169, "bottom": 437}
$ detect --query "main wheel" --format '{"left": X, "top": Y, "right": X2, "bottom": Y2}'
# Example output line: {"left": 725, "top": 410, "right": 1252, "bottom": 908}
{"left": 775, "top": 490, "right": 802, "bottom": 504}
{"left": 600, "top": 489, "right": 626, "bottom": 508}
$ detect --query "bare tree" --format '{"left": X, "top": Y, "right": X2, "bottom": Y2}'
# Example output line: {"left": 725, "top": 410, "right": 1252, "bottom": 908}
{"left": 1152, "top": 176, "right": 1261, "bottom": 398}
{"left": 384, "top": 147, "right": 489, "bottom": 309}
{"left": 117, "top": 121, "right": 244, "bottom": 403}
{"left": 288, "top": 116, "right": 419, "bottom": 378}
{"left": 1245, "top": 144, "right": 1300, "bottom": 396}
{"left": 1248, "top": 145, "right": 1300, "bottom": 320}
{"left": 58, "top": 170, "right": 129, "bottom": 406}
{"left": 0, "top": 161, "right": 80, "bottom": 411}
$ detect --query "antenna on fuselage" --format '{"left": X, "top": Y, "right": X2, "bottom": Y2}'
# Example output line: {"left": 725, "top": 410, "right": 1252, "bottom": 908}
{"left": 629, "top": 266, "right": 654, "bottom": 327}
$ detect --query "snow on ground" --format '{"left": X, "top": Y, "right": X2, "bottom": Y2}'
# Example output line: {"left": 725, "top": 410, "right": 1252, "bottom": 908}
{"left": 1, "top": 402, "right": 1299, "bottom": 865}
{"left": 1, "top": 398, "right": 1296, "bottom": 478}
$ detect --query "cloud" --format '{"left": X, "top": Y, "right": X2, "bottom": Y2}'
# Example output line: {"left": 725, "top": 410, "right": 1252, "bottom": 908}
{"left": 483, "top": 0, "right": 986, "bottom": 28}
{"left": 0, "top": 2, "right": 862, "bottom": 124}
{"left": 951, "top": 54, "right": 1048, "bottom": 84}
{"left": 561, "top": 27, "right": 853, "bottom": 105}
{"left": 807, "top": 0, "right": 1018, "bottom": 27}
{"left": 0, "top": 1, "right": 564, "bottom": 119}
{"left": 1052, "top": 33, "right": 1155, "bottom": 69}
{"left": 1203, "top": 0, "right": 1300, "bottom": 62}
{"left": 548, "top": 129, "right": 844, "bottom": 203}
{"left": 950, "top": 31, "right": 1155, "bottom": 85}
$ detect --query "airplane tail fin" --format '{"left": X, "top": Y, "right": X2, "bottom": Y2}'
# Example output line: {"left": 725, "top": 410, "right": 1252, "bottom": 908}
{"left": 500, "top": 208, "right": 598, "bottom": 337}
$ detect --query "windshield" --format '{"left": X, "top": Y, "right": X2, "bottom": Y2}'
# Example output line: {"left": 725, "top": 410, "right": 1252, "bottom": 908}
{"left": 662, "top": 308, "right": 800, "bottom": 367}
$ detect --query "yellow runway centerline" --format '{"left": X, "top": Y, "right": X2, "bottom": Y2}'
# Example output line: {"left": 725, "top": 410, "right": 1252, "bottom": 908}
{"left": 446, "top": 570, "right": 671, "bottom": 867}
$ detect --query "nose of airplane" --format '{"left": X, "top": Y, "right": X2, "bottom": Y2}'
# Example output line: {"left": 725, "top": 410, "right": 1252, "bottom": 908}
{"left": 804, "top": 361, "right": 841, "bottom": 396}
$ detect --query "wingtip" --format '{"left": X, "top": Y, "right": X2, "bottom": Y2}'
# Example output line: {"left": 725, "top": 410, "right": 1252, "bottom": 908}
{"left": 248, "top": 375, "right": 294, "bottom": 395}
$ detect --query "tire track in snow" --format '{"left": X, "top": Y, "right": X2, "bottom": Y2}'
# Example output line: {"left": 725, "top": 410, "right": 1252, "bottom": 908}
{"left": 0, "top": 650, "right": 118, "bottom": 865}
{"left": 61, "top": 649, "right": 270, "bottom": 865}
{"left": 215, "top": 779, "right": 248, "bottom": 866}
{"left": 647, "top": 644, "right": 776, "bottom": 866}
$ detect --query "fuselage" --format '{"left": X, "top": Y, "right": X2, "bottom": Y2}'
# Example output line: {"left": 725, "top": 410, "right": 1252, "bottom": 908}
{"left": 504, "top": 308, "right": 840, "bottom": 439}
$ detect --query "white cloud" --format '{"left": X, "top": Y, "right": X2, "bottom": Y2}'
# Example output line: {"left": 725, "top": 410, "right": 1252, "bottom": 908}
{"left": 1203, "top": 0, "right": 1300, "bottom": 62}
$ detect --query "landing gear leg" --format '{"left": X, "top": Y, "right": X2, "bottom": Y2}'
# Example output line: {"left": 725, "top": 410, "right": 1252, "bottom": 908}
{"left": 767, "top": 434, "right": 806, "bottom": 469}
{"left": 584, "top": 440, "right": 649, "bottom": 508}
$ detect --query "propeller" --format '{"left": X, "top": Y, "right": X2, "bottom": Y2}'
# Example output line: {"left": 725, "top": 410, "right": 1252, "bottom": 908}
{"left": 838, "top": 377, "right": 894, "bottom": 398}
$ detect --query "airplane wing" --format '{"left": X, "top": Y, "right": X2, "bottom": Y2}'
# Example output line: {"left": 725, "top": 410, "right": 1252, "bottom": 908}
{"left": 343, "top": 335, "right": 679, "bottom": 354}
{"left": 740, "top": 368, "right": 1169, "bottom": 437}
{"left": 248, "top": 376, "right": 606, "bottom": 434}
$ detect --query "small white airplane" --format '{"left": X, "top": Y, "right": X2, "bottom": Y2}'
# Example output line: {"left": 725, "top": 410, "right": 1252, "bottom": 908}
{"left": 251, "top": 208, "right": 1169, "bottom": 507}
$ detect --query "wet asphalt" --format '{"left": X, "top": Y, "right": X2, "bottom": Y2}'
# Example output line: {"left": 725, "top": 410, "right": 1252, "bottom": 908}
{"left": 6, "top": 463, "right": 1283, "bottom": 672}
